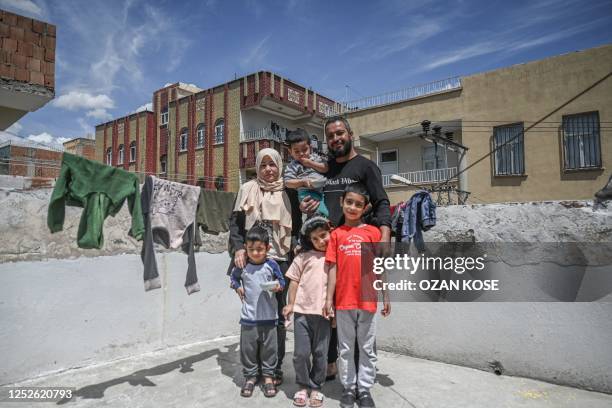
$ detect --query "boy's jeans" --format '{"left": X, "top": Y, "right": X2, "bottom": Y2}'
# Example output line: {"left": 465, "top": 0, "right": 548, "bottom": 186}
{"left": 336, "top": 309, "right": 377, "bottom": 390}
{"left": 297, "top": 189, "right": 329, "bottom": 218}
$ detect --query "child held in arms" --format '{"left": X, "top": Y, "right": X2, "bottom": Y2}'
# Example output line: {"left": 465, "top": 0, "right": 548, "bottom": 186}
{"left": 283, "top": 128, "right": 329, "bottom": 217}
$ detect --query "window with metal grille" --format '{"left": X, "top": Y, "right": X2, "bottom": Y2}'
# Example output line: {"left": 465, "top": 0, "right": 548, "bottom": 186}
{"left": 214, "top": 119, "right": 224, "bottom": 144}
{"left": 106, "top": 148, "right": 112, "bottom": 165}
{"left": 562, "top": 112, "right": 601, "bottom": 170}
{"left": 179, "top": 128, "right": 188, "bottom": 151}
{"left": 493, "top": 123, "right": 525, "bottom": 176}
{"left": 197, "top": 124, "right": 205, "bottom": 148}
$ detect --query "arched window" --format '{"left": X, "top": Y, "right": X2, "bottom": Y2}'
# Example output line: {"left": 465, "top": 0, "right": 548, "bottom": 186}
{"left": 129, "top": 141, "right": 136, "bottom": 162}
{"left": 214, "top": 119, "right": 224, "bottom": 144}
{"left": 179, "top": 128, "right": 188, "bottom": 151}
{"left": 196, "top": 123, "right": 205, "bottom": 148}
{"left": 117, "top": 144, "right": 124, "bottom": 165}
{"left": 106, "top": 147, "right": 112, "bottom": 165}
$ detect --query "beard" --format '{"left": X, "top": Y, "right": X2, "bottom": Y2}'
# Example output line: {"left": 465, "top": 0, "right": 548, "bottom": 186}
{"left": 329, "top": 137, "right": 353, "bottom": 159}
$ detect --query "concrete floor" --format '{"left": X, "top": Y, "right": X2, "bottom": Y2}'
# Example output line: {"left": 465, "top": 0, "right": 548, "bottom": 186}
{"left": 4, "top": 334, "right": 611, "bottom": 408}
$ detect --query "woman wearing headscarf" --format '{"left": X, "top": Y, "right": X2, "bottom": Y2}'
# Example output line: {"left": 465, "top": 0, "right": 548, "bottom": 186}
{"left": 228, "top": 147, "right": 296, "bottom": 391}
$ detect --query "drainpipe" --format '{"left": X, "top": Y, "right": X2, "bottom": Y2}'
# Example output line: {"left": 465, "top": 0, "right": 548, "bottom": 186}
{"left": 458, "top": 149, "right": 468, "bottom": 192}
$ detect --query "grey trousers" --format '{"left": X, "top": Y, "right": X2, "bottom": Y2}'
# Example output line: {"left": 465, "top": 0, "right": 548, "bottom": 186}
{"left": 240, "top": 325, "right": 278, "bottom": 378}
{"left": 293, "top": 313, "right": 331, "bottom": 390}
{"left": 336, "top": 309, "right": 377, "bottom": 390}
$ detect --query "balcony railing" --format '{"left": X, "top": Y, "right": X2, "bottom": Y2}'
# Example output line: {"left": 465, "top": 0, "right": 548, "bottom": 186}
{"left": 240, "top": 127, "right": 286, "bottom": 143}
{"left": 382, "top": 167, "right": 458, "bottom": 187}
{"left": 328, "top": 77, "right": 461, "bottom": 116}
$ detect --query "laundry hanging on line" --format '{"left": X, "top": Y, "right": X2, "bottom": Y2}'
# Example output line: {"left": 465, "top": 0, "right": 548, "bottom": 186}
{"left": 47, "top": 152, "right": 144, "bottom": 249}
{"left": 196, "top": 189, "right": 237, "bottom": 235}
{"left": 141, "top": 175, "right": 201, "bottom": 295}
{"left": 396, "top": 190, "right": 437, "bottom": 252}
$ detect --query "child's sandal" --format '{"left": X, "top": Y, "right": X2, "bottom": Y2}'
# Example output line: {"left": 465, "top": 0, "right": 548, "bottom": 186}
{"left": 262, "top": 381, "right": 277, "bottom": 398}
{"left": 309, "top": 390, "right": 324, "bottom": 407}
{"left": 240, "top": 378, "right": 256, "bottom": 398}
{"left": 293, "top": 389, "right": 308, "bottom": 407}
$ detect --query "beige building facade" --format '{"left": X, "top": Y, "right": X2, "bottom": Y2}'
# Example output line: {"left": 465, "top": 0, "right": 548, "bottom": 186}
{"left": 342, "top": 44, "right": 612, "bottom": 204}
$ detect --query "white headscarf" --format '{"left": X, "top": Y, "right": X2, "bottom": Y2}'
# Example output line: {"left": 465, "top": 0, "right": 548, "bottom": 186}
{"left": 233, "top": 148, "right": 292, "bottom": 255}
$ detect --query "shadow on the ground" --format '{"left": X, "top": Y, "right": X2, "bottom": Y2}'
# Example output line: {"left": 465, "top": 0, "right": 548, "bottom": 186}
{"left": 56, "top": 342, "right": 241, "bottom": 405}
{"left": 56, "top": 341, "right": 397, "bottom": 405}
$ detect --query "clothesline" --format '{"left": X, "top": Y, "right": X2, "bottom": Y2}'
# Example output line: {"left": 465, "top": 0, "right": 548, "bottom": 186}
{"left": 0, "top": 159, "right": 238, "bottom": 181}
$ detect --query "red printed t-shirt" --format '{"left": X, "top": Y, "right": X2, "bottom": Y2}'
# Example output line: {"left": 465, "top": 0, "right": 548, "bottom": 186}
{"left": 325, "top": 224, "right": 381, "bottom": 313}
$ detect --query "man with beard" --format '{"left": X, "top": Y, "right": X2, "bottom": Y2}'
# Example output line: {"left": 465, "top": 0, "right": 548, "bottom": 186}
{"left": 300, "top": 116, "right": 391, "bottom": 403}
{"left": 301, "top": 116, "right": 391, "bottom": 241}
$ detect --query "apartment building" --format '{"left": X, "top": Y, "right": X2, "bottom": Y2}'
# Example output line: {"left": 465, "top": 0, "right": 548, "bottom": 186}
{"left": 338, "top": 44, "right": 611, "bottom": 204}
{"left": 95, "top": 73, "right": 335, "bottom": 191}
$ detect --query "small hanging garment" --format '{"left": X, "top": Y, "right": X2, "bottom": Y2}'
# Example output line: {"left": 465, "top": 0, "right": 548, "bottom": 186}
{"left": 141, "top": 175, "right": 201, "bottom": 294}
{"left": 401, "top": 190, "right": 436, "bottom": 252}
{"left": 47, "top": 152, "right": 144, "bottom": 249}
{"left": 196, "top": 189, "right": 237, "bottom": 235}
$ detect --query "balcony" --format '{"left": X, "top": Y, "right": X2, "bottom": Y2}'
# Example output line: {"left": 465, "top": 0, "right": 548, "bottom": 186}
{"left": 240, "top": 127, "right": 286, "bottom": 143}
{"left": 382, "top": 167, "right": 458, "bottom": 187}
{"left": 239, "top": 137, "right": 289, "bottom": 168}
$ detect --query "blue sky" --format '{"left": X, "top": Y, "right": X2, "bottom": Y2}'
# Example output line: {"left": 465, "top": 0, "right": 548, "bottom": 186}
{"left": 2, "top": 0, "right": 611, "bottom": 147}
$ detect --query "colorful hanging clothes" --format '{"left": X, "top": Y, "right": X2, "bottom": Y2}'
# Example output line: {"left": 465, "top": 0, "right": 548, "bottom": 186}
{"left": 47, "top": 152, "right": 144, "bottom": 249}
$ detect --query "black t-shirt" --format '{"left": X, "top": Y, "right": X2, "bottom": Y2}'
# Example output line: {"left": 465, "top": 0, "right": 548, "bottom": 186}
{"left": 323, "top": 154, "right": 391, "bottom": 228}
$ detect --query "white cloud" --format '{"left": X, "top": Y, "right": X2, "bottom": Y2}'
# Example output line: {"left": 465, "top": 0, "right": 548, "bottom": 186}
{"left": 371, "top": 21, "right": 443, "bottom": 60}
{"left": 134, "top": 102, "right": 153, "bottom": 113}
{"left": 27, "top": 132, "right": 54, "bottom": 144}
{"left": 54, "top": 2, "right": 191, "bottom": 94}
{"left": 53, "top": 91, "right": 115, "bottom": 121}
{"left": 0, "top": 0, "right": 42, "bottom": 16}
{"left": 86, "top": 108, "right": 113, "bottom": 121}
{"left": 241, "top": 35, "right": 270, "bottom": 69}
{"left": 53, "top": 91, "right": 115, "bottom": 111}
{"left": 421, "top": 18, "right": 607, "bottom": 71}
{"left": 6, "top": 122, "right": 22, "bottom": 135}
{"left": 77, "top": 118, "right": 93, "bottom": 135}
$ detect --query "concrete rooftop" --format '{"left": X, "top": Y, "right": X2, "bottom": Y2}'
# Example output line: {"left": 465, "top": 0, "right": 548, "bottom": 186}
{"left": 6, "top": 334, "right": 612, "bottom": 408}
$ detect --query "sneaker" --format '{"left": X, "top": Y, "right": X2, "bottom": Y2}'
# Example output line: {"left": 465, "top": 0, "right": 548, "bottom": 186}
{"left": 357, "top": 390, "right": 375, "bottom": 408}
{"left": 340, "top": 388, "right": 357, "bottom": 408}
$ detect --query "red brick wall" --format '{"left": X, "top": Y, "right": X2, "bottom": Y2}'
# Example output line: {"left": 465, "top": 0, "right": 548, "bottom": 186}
{"left": 223, "top": 84, "right": 229, "bottom": 191}
{"left": 0, "top": 10, "right": 55, "bottom": 89}
{"left": 187, "top": 95, "right": 195, "bottom": 184}
{"left": 111, "top": 121, "right": 118, "bottom": 166}
{"left": 123, "top": 117, "right": 129, "bottom": 170}
{"left": 8, "top": 145, "right": 61, "bottom": 178}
